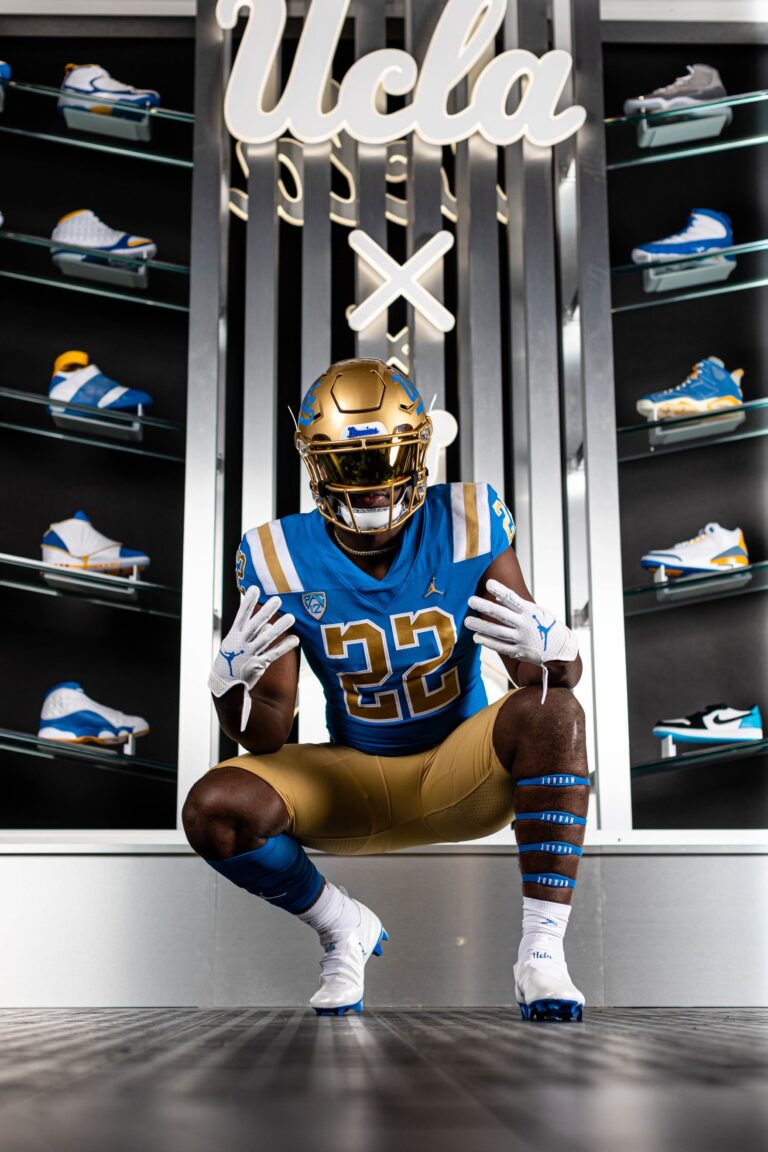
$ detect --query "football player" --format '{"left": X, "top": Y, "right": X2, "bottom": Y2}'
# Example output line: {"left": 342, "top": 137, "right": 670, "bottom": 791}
{"left": 183, "top": 359, "right": 589, "bottom": 1021}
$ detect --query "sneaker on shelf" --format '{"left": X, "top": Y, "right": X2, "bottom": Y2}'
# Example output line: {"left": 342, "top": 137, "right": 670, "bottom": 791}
{"left": 59, "top": 63, "right": 160, "bottom": 117}
{"left": 641, "top": 522, "right": 749, "bottom": 576}
{"left": 624, "top": 64, "right": 728, "bottom": 116}
{"left": 0, "top": 61, "right": 11, "bottom": 83}
{"left": 631, "top": 209, "right": 733, "bottom": 264}
{"left": 51, "top": 209, "right": 157, "bottom": 263}
{"left": 42, "top": 510, "right": 150, "bottom": 574}
{"left": 38, "top": 682, "right": 149, "bottom": 745}
{"left": 653, "top": 704, "right": 763, "bottom": 745}
{"left": 636, "top": 356, "right": 744, "bottom": 421}
{"left": 48, "top": 350, "right": 153, "bottom": 415}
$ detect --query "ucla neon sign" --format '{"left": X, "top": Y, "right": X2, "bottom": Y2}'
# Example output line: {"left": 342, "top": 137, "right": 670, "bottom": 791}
{"left": 216, "top": 0, "right": 586, "bottom": 149}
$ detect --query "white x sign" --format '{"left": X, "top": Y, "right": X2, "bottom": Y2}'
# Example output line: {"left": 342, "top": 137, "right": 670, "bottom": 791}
{"left": 347, "top": 229, "right": 456, "bottom": 334}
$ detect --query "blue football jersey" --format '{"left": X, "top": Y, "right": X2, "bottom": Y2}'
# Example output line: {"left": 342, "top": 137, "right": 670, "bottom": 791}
{"left": 236, "top": 482, "right": 515, "bottom": 756}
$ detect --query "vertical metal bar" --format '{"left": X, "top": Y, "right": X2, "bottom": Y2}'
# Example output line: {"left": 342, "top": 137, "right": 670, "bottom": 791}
{"left": 176, "top": 0, "right": 230, "bottom": 816}
{"left": 242, "top": 144, "right": 280, "bottom": 531}
{"left": 553, "top": 0, "right": 633, "bottom": 830}
{"left": 504, "top": 0, "right": 566, "bottom": 615}
{"left": 299, "top": 141, "right": 332, "bottom": 512}
{"left": 455, "top": 131, "right": 504, "bottom": 493}
{"left": 354, "top": 5, "right": 388, "bottom": 362}
{"left": 405, "top": 0, "right": 446, "bottom": 408}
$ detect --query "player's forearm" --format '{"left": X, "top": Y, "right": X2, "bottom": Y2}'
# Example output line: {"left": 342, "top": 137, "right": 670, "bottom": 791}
{"left": 213, "top": 688, "right": 293, "bottom": 754}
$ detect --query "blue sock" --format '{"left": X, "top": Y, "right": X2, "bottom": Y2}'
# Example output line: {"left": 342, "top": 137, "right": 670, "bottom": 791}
{"left": 206, "top": 834, "right": 324, "bottom": 915}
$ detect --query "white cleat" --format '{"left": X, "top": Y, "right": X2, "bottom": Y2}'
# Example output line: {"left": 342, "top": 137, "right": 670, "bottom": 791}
{"left": 310, "top": 899, "right": 388, "bottom": 1017}
{"left": 514, "top": 956, "right": 585, "bottom": 1022}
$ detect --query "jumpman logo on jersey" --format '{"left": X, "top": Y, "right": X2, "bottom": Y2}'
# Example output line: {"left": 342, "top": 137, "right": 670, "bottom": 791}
{"left": 532, "top": 613, "right": 555, "bottom": 651}
{"left": 424, "top": 575, "right": 445, "bottom": 598}
{"left": 221, "top": 648, "right": 244, "bottom": 676}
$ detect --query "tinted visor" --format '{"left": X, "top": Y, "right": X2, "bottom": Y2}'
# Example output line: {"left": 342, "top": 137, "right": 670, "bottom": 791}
{"left": 315, "top": 439, "right": 420, "bottom": 488}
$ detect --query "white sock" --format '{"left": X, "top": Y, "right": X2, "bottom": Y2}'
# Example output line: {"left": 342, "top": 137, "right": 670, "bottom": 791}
{"left": 296, "top": 882, "right": 361, "bottom": 940}
{"left": 518, "top": 896, "right": 571, "bottom": 965}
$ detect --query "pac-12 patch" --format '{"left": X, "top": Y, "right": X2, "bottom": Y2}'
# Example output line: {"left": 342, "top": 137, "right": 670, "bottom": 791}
{"left": 302, "top": 591, "right": 327, "bottom": 621}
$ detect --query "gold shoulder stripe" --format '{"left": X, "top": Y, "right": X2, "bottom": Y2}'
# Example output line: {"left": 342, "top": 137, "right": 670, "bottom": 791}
{"left": 463, "top": 482, "right": 480, "bottom": 559}
{"left": 257, "top": 523, "right": 291, "bottom": 594}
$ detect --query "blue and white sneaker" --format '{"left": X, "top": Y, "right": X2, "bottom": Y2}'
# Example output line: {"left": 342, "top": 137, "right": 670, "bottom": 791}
{"left": 51, "top": 209, "right": 157, "bottom": 264}
{"left": 38, "top": 682, "right": 149, "bottom": 745}
{"left": 636, "top": 356, "right": 744, "bottom": 421}
{"left": 514, "top": 956, "right": 585, "bottom": 1023}
{"left": 48, "top": 350, "right": 153, "bottom": 415}
{"left": 641, "top": 522, "right": 749, "bottom": 577}
{"left": 653, "top": 704, "right": 763, "bottom": 745}
{"left": 631, "top": 209, "right": 733, "bottom": 264}
{"left": 309, "top": 898, "right": 388, "bottom": 1016}
{"left": 0, "top": 61, "right": 11, "bottom": 84}
{"left": 42, "top": 510, "right": 150, "bottom": 574}
{"left": 59, "top": 64, "right": 160, "bottom": 119}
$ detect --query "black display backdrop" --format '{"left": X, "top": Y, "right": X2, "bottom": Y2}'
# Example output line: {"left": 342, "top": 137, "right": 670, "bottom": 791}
{"left": 0, "top": 33, "right": 195, "bottom": 828}
{"left": 603, "top": 41, "right": 768, "bottom": 828}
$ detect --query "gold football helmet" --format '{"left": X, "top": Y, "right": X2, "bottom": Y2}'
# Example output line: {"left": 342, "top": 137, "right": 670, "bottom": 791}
{"left": 294, "top": 358, "right": 432, "bottom": 534}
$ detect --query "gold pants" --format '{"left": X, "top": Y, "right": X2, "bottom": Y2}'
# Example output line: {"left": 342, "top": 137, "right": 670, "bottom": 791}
{"left": 212, "top": 691, "right": 518, "bottom": 854}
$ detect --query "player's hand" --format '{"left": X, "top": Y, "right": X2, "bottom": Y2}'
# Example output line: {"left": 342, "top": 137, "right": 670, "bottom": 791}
{"left": 208, "top": 585, "right": 299, "bottom": 730}
{"left": 466, "top": 580, "right": 578, "bottom": 701}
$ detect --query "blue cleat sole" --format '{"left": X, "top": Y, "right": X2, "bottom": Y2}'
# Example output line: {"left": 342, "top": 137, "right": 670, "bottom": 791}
{"left": 518, "top": 998, "right": 583, "bottom": 1023}
{"left": 313, "top": 928, "right": 389, "bottom": 1017}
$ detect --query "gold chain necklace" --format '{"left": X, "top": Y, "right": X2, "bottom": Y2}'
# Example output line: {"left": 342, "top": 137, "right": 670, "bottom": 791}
{"left": 333, "top": 529, "right": 399, "bottom": 558}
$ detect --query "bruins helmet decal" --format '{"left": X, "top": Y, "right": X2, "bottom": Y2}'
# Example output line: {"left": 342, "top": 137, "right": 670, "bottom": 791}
{"left": 294, "top": 358, "right": 432, "bottom": 534}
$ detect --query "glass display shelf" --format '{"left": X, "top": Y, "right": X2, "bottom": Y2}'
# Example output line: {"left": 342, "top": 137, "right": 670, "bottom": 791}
{"left": 0, "top": 553, "right": 182, "bottom": 620}
{"left": 6, "top": 80, "right": 194, "bottom": 124}
{"left": 617, "top": 397, "right": 768, "bottom": 462}
{"left": 0, "top": 386, "right": 185, "bottom": 463}
{"left": 0, "top": 123, "right": 193, "bottom": 169}
{"left": 631, "top": 736, "right": 768, "bottom": 778}
{"left": 610, "top": 239, "right": 768, "bottom": 315}
{"left": 0, "top": 726, "right": 177, "bottom": 784}
{"left": 604, "top": 88, "right": 768, "bottom": 170}
{"left": 0, "top": 226, "right": 190, "bottom": 313}
{"left": 623, "top": 561, "right": 768, "bottom": 618}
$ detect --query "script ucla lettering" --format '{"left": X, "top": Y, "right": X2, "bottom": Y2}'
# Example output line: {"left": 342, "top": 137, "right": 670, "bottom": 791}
{"left": 216, "top": 0, "right": 586, "bottom": 149}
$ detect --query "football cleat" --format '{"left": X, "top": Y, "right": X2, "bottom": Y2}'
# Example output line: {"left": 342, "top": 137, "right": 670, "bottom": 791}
{"left": 310, "top": 898, "right": 388, "bottom": 1016}
{"left": 636, "top": 356, "right": 744, "bottom": 421}
{"left": 631, "top": 209, "right": 733, "bottom": 264}
{"left": 653, "top": 704, "right": 763, "bottom": 745}
{"left": 42, "top": 510, "right": 150, "bottom": 574}
{"left": 38, "top": 682, "right": 149, "bottom": 745}
{"left": 514, "top": 956, "right": 585, "bottom": 1023}
{"left": 641, "top": 522, "right": 748, "bottom": 577}
{"left": 51, "top": 209, "right": 157, "bottom": 263}
{"left": 59, "top": 64, "right": 160, "bottom": 118}
{"left": 48, "top": 350, "right": 153, "bottom": 415}
{"left": 624, "top": 64, "right": 727, "bottom": 116}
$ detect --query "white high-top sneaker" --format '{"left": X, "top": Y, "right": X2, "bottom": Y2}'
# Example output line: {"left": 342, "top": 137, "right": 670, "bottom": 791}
{"left": 51, "top": 209, "right": 157, "bottom": 261}
{"left": 514, "top": 952, "right": 585, "bottom": 1022}
{"left": 42, "top": 510, "right": 150, "bottom": 573}
{"left": 309, "top": 898, "right": 388, "bottom": 1017}
{"left": 59, "top": 64, "right": 160, "bottom": 115}
{"left": 38, "top": 682, "right": 149, "bottom": 745}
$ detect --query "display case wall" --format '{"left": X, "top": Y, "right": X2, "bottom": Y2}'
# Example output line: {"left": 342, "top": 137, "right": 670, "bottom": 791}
{"left": 0, "top": 11, "right": 227, "bottom": 835}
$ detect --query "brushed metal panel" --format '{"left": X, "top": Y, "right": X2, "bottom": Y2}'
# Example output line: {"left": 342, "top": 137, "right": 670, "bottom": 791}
{"left": 601, "top": 855, "right": 768, "bottom": 1006}
{"left": 300, "top": 142, "right": 333, "bottom": 512}
{"left": 177, "top": 0, "right": 230, "bottom": 811}
{"left": 0, "top": 857, "right": 215, "bottom": 1006}
{"left": 553, "top": 0, "right": 632, "bottom": 829}
{"left": 212, "top": 854, "right": 605, "bottom": 1006}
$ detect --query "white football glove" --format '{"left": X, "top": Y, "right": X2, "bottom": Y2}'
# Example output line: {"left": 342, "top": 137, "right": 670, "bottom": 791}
{"left": 208, "top": 584, "right": 299, "bottom": 730}
{"left": 465, "top": 579, "right": 578, "bottom": 702}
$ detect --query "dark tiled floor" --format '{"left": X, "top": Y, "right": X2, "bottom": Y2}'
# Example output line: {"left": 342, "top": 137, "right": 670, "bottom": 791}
{"left": 0, "top": 1008, "right": 766, "bottom": 1152}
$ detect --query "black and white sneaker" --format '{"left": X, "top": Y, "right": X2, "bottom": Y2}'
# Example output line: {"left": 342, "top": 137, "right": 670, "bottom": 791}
{"left": 624, "top": 65, "right": 727, "bottom": 116}
{"left": 653, "top": 704, "right": 763, "bottom": 746}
